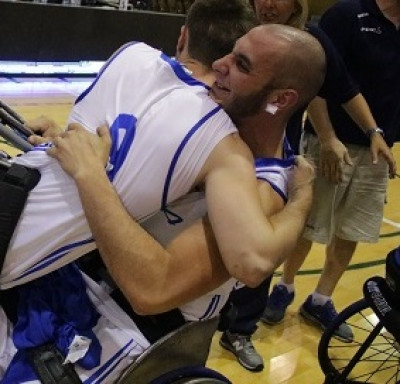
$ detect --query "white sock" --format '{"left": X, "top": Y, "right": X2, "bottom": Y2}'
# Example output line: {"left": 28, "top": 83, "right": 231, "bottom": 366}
{"left": 311, "top": 291, "right": 330, "bottom": 306}
{"left": 276, "top": 280, "right": 295, "bottom": 294}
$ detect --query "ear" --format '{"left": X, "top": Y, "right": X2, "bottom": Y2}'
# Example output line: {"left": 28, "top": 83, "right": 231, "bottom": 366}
{"left": 176, "top": 25, "right": 187, "bottom": 56}
{"left": 265, "top": 89, "right": 299, "bottom": 112}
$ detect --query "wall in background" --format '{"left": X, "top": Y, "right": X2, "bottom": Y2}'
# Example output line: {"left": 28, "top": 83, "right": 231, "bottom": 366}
{"left": 0, "top": 1, "right": 185, "bottom": 62}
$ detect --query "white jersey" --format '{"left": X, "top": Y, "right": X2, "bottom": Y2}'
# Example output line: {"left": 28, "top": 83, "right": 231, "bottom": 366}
{"left": 142, "top": 151, "right": 295, "bottom": 322}
{"left": 1, "top": 42, "right": 237, "bottom": 289}
{"left": 0, "top": 273, "right": 150, "bottom": 384}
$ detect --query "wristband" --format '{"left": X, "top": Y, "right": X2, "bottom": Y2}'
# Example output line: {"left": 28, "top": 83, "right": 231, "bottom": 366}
{"left": 365, "top": 127, "right": 384, "bottom": 139}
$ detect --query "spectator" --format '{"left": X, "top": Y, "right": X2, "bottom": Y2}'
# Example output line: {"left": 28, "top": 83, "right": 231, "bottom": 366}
{"left": 264, "top": 0, "right": 399, "bottom": 344}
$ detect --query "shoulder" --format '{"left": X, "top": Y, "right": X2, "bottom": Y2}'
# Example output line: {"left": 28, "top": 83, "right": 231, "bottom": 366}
{"left": 321, "top": 0, "right": 360, "bottom": 21}
{"left": 327, "top": 0, "right": 360, "bottom": 12}
{"left": 305, "top": 24, "right": 334, "bottom": 52}
{"left": 197, "top": 132, "right": 253, "bottom": 182}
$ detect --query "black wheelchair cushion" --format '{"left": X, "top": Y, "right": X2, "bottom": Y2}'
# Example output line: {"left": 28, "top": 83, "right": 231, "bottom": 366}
{"left": 0, "top": 162, "right": 41, "bottom": 271}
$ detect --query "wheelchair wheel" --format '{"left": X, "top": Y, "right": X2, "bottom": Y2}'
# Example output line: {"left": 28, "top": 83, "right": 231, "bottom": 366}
{"left": 318, "top": 298, "right": 400, "bottom": 383}
{"left": 170, "top": 379, "right": 229, "bottom": 384}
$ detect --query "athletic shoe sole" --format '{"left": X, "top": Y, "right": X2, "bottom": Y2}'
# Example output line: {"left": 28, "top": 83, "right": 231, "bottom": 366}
{"left": 260, "top": 314, "right": 284, "bottom": 326}
{"left": 299, "top": 306, "right": 353, "bottom": 343}
{"left": 219, "top": 338, "right": 264, "bottom": 372}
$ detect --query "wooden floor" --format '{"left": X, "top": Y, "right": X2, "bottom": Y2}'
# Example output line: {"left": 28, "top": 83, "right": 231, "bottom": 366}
{"left": 1, "top": 78, "right": 399, "bottom": 384}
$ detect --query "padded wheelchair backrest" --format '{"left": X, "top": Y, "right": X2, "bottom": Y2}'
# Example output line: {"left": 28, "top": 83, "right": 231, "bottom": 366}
{"left": 386, "top": 246, "right": 400, "bottom": 305}
{"left": 0, "top": 161, "right": 41, "bottom": 271}
{"left": 116, "top": 317, "right": 219, "bottom": 384}
{"left": 364, "top": 276, "right": 400, "bottom": 342}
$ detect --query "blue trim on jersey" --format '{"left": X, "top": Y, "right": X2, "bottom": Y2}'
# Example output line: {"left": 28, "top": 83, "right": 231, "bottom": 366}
{"left": 13, "top": 237, "right": 94, "bottom": 282}
{"left": 253, "top": 138, "right": 295, "bottom": 169}
{"left": 85, "top": 340, "right": 136, "bottom": 384}
{"left": 75, "top": 42, "right": 139, "bottom": 105}
{"left": 93, "top": 347, "right": 136, "bottom": 384}
{"left": 283, "top": 136, "right": 295, "bottom": 159}
{"left": 161, "top": 105, "right": 223, "bottom": 224}
{"left": 254, "top": 138, "right": 295, "bottom": 203}
{"left": 199, "top": 294, "right": 221, "bottom": 320}
{"left": 30, "top": 142, "right": 53, "bottom": 152}
{"left": 254, "top": 157, "right": 294, "bottom": 169}
{"left": 160, "top": 53, "right": 209, "bottom": 89}
{"left": 256, "top": 176, "right": 288, "bottom": 203}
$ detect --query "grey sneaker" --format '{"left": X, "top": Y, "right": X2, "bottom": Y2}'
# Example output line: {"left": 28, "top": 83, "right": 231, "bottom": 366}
{"left": 219, "top": 331, "right": 264, "bottom": 372}
{"left": 261, "top": 284, "right": 294, "bottom": 325}
{"left": 300, "top": 295, "right": 354, "bottom": 343}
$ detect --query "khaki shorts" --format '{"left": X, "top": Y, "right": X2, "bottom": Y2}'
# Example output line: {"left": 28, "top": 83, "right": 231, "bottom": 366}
{"left": 300, "top": 132, "right": 389, "bottom": 244}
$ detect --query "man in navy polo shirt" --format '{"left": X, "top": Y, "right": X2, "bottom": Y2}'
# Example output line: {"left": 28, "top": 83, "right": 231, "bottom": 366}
{"left": 264, "top": 0, "right": 399, "bottom": 342}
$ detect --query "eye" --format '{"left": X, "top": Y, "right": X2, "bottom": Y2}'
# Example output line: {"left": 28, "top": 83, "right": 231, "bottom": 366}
{"left": 235, "top": 56, "right": 250, "bottom": 73}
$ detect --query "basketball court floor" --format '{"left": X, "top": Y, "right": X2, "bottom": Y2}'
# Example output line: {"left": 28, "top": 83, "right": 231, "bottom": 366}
{"left": 1, "top": 76, "right": 399, "bottom": 383}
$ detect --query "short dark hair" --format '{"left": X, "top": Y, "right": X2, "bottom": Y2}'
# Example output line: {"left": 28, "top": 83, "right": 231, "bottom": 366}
{"left": 186, "top": 0, "right": 258, "bottom": 68}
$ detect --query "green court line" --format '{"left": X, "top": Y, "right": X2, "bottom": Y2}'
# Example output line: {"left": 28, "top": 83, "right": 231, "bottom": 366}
{"left": 274, "top": 231, "right": 400, "bottom": 277}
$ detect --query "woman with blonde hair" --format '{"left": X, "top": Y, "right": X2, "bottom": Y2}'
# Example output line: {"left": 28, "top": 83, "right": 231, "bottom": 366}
{"left": 249, "top": 0, "right": 308, "bottom": 29}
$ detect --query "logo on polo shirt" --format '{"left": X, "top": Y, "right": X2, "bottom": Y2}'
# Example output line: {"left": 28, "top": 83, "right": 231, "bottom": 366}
{"left": 360, "top": 26, "right": 382, "bottom": 34}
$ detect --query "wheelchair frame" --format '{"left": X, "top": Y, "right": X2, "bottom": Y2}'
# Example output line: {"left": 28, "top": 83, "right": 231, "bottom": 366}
{"left": 318, "top": 249, "right": 400, "bottom": 384}
{"left": 0, "top": 99, "right": 34, "bottom": 152}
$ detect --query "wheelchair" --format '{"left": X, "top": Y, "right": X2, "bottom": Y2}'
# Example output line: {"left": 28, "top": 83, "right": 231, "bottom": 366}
{"left": 116, "top": 316, "right": 231, "bottom": 384}
{"left": 318, "top": 246, "right": 400, "bottom": 384}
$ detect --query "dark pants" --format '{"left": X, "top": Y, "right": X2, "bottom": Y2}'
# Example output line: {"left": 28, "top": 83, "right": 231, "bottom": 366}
{"left": 218, "top": 276, "right": 272, "bottom": 336}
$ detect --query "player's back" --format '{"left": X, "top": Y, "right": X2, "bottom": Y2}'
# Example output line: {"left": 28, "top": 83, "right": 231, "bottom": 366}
{"left": 69, "top": 42, "right": 236, "bottom": 220}
{"left": 1, "top": 43, "right": 237, "bottom": 288}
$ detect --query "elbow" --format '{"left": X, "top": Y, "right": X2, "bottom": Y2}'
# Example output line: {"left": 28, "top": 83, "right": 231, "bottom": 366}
{"left": 124, "top": 291, "right": 169, "bottom": 316}
{"left": 239, "top": 266, "right": 274, "bottom": 288}
{"left": 226, "top": 254, "right": 276, "bottom": 288}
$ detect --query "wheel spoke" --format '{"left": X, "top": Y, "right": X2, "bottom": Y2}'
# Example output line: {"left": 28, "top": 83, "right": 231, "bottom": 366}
{"left": 318, "top": 298, "right": 400, "bottom": 383}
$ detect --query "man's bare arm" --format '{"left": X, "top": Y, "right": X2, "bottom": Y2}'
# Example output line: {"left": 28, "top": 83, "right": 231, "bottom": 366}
{"left": 47, "top": 124, "right": 231, "bottom": 314}
{"left": 49, "top": 125, "right": 313, "bottom": 310}
{"left": 342, "top": 94, "right": 396, "bottom": 177}
{"left": 307, "top": 96, "right": 396, "bottom": 183}
{"left": 199, "top": 135, "right": 314, "bottom": 287}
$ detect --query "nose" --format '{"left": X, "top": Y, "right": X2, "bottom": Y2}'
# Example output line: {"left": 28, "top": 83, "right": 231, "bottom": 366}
{"left": 212, "top": 54, "right": 230, "bottom": 75}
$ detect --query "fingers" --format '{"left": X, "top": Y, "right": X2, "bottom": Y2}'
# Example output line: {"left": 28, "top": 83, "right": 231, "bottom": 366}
{"left": 67, "top": 123, "right": 85, "bottom": 132}
{"left": 294, "top": 155, "right": 316, "bottom": 182}
{"left": 28, "top": 134, "right": 52, "bottom": 146}
{"left": 381, "top": 151, "right": 396, "bottom": 179}
{"left": 96, "top": 125, "right": 112, "bottom": 155}
{"left": 26, "top": 115, "right": 63, "bottom": 138}
{"left": 96, "top": 125, "right": 110, "bottom": 140}
{"left": 343, "top": 152, "right": 353, "bottom": 166}
{"left": 384, "top": 154, "right": 397, "bottom": 179}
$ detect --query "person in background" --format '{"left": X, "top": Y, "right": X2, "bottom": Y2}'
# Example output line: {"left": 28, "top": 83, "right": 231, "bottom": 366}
{"left": 218, "top": 0, "right": 396, "bottom": 372}
{"left": 264, "top": 0, "right": 399, "bottom": 346}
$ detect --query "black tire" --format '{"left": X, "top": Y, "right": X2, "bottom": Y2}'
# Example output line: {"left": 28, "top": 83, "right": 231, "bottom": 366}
{"left": 170, "top": 379, "right": 229, "bottom": 384}
{"left": 318, "top": 298, "right": 400, "bottom": 383}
